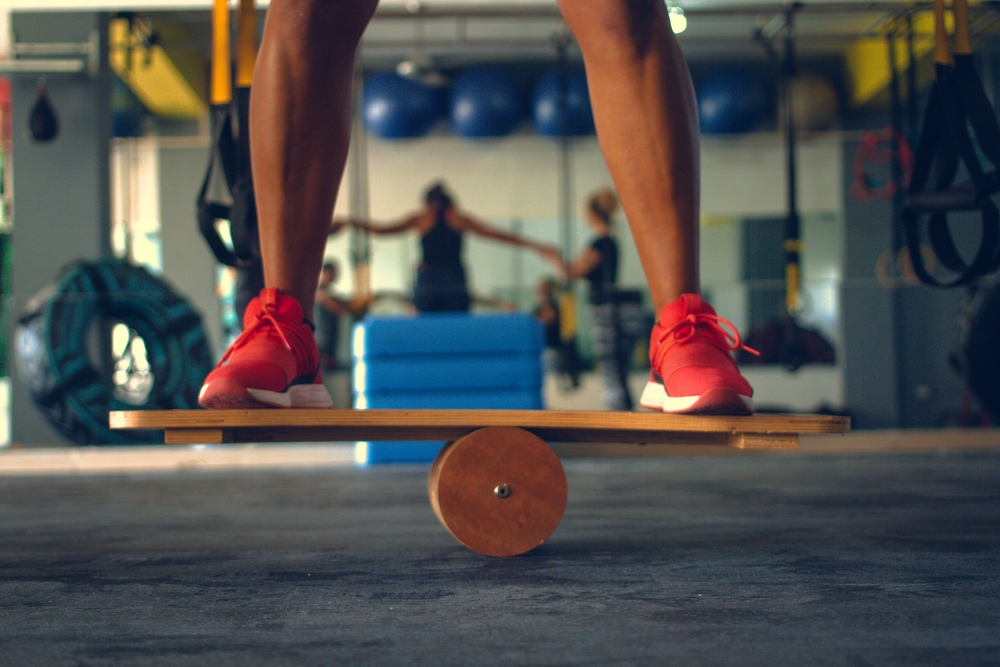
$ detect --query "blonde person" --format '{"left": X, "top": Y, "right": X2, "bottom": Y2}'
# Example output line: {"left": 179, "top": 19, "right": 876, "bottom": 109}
{"left": 546, "top": 188, "right": 645, "bottom": 410}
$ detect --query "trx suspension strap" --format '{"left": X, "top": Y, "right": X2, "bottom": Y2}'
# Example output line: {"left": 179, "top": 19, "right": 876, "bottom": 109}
{"left": 901, "top": 0, "right": 1000, "bottom": 287}
{"left": 782, "top": 8, "right": 802, "bottom": 316}
{"left": 197, "top": 0, "right": 262, "bottom": 319}
{"left": 553, "top": 32, "right": 580, "bottom": 361}
{"left": 230, "top": 0, "right": 258, "bottom": 266}
{"left": 349, "top": 60, "right": 372, "bottom": 310}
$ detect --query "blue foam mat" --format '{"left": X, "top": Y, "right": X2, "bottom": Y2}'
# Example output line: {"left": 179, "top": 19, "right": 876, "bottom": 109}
{"left": 352, "top": 312, "right": 543, "bottom": 358}
{"left": 352, "top": 385, "right": 543, "bottom": 465}
{"left": 353, "top": 440, "right": 445, "bottom": 466}
{"left": 350, "top": 312, "right": 545, "bottom": 464}
{"left": 353, "top": 387, "right": 543, "bottom": 410}
{"left": 354, "top": 354, "right": 542, "bottom": 393}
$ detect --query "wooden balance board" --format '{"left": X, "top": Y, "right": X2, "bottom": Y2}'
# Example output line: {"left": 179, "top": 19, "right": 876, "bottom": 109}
{"left": 109, "top": 409, "right": 849, "bottom": 557}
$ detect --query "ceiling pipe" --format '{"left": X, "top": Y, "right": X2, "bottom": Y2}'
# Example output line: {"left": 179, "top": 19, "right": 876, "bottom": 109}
{"left": 0, "top": 29, "right": 100, "bottom": 77}
{"left": 155, "top": 0, "right": 998, "bottom": 25}
{"left": 369, "top": 1, "right": 999, "bottom": 20}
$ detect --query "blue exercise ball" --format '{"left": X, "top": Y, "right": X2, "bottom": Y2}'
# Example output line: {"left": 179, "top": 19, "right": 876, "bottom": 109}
{"left": 449, "top": 67, "right": 525, "bottom": 138}
{"left": 532, "top": 67, "right": 595, "bottom": 138}
{"left": 695, "top": 67, "right": 769, "bottom": 135}
{"left": 363, "top": 71, "right": 444, "bottom": 140}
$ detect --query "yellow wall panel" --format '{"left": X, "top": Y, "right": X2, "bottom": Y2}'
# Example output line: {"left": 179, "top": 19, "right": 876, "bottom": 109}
{"left": 109, "top": 18, "right": 207, "bottom": 120}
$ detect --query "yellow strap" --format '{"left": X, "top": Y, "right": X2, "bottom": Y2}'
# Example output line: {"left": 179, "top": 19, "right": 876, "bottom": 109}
{"left": 354, "top": 262, "right": 371, "bottom": 302}
{"left": 933, "top": 0, "right": 952, "bottom": 67}
{"left": 235, "top": 0, "right": 257, "bottom": 88}
{"left": 559, "top": 290, "right": 577, "bottom": 341}
{"left": 785, "top": 263, "right": 800, "bottom": 315}
{"left": 953, "top": 0, "right": 972, "bottom": 56}
{"left": 211, "top": 0, "right": 232, "bottom": 105}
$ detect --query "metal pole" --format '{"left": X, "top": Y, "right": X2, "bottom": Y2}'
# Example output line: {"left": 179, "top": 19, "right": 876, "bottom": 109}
{"left": 783, "top": 8, "right": 801, "bottom": 317}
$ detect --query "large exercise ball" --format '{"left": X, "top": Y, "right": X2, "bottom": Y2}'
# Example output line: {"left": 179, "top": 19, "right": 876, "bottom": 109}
{"left": 695, "top": 67, "right": 769, "bottom": 135}
{"left": 532, "top": 67, "right": 595, "bottom": 138}
{"left": 449, "top": 67, "right": 525, "bottom": 138}
{"left": 363, "top": 71, "right": 444, "bottom": 139}
{"left": 787, "top": 73, "right": 840, "bottom": 132}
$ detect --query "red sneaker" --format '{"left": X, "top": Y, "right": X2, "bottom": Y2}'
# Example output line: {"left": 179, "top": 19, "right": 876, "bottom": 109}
{"left": 639, "top": 294, "right": 756, "bottom": 415}
{"left": 199, "top": 288, "right": 333, "bottom": 409}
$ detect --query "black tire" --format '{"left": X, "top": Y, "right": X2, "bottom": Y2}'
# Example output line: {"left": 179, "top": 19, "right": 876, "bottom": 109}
{"left": 14, "top": 257, "right": 214, "bottom": 444}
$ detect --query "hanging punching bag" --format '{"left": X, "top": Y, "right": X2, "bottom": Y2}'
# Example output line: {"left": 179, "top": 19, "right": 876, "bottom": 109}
{"left": 29, "top": 79, "right": 59, "bottom": 143}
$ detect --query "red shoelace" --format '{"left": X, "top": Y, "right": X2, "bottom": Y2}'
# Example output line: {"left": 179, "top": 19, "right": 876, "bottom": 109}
{"left": 652, "top": 312, "right": 759, "bottom": 370}
{"left": 216, "top": 303, "right": 312, "bottom": 369}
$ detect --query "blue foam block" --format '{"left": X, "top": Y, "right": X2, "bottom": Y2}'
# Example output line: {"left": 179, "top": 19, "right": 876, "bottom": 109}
{"left": 354, "top": 387, "right": 543, "bottom": 410}
{"left": 354, "top": 440, "right": 444, "bottom": 466}
{"left": 354, "top": 353, "right": 542, "bottom": 393}
{"left": 353, "top": 386, "right": 544, "bottom": 465}
{"left": 350, "top": 312, "right": 545, "bottom": 465}
{"left": 352, "top": 312, "right": 544, "bottom": 358}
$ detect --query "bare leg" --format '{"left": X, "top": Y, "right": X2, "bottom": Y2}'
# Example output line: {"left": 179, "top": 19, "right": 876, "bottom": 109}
{"left": 556, "top": 0, "right": 699, "bottom": 313}
{"left": 200, "top": 0, "right": 377, "bottom": 409}
{"left": 558, "top": 0, "right": 753, "bottom": 415}
{"left": 251, "top": 0, "right": 379, "bottom": 318}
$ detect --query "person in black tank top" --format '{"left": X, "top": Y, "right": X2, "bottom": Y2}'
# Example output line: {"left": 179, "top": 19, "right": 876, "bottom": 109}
{"left": 411, "top": 186, "right": 469, "bottom": 311}
{"left": 420, "top": 195, "right": 463, "bottom": 268}
{"left": 341, "top": 181, "right": 559, "bottom": 313}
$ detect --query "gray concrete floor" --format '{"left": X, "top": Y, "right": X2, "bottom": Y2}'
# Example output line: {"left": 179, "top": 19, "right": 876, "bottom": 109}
{"left": 1, "top": 445, "right": 998, "bottom": 666}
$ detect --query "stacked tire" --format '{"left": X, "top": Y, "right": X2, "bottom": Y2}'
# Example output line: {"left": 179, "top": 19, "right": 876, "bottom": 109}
{"left": 14, "top": 257, "right": 213, "bottom": 444}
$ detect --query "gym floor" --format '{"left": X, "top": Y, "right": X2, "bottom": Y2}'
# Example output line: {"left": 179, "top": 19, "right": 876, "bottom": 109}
{"left": 1, "top": 431, "right": 998, "bottom": 666}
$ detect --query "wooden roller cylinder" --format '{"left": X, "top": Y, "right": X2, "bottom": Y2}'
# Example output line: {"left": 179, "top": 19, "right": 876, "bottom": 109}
{"left": 428, "top": 426, "right": 567, "bottom": 557}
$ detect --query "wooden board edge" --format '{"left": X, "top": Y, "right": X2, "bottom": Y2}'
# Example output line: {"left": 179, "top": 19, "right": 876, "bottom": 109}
{"left": 728, "top": 432, "right": 799, "bottom": 449}
{"left": 164, "top": 428, "right": 233, "bottom": 445}
{"left": 109, "top": 409, "right": 850, "bottom": 435}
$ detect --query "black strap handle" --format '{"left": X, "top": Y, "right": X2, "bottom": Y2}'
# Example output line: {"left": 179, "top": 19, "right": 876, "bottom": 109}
{"left": 901, "top": 55, "right": 1000, "bottom": 287}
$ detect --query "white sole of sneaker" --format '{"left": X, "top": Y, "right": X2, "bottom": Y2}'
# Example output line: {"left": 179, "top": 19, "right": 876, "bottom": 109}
{"left": 200, "top": 377, "right": 272, "bottom": 409}
{"left": 248, "top": 384, "right": 334, "bottom": 409}
{"left": 640, "top": 380, "right": 754, "bottom": 415}
{"left": 200, "top": 377, "right": 333, "bottom": 409}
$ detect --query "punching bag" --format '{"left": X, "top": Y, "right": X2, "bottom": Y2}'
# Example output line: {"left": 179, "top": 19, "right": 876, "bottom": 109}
{"left": 28, "top": 80, "right": 59, "bottom": 143}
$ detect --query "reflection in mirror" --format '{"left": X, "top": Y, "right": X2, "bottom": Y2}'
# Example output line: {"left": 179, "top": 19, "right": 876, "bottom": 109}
{"left": 701, "top": 212, "right": 844, "bottom": 413}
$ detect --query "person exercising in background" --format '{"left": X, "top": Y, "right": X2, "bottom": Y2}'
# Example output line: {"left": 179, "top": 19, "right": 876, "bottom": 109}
{"left": 534, "top": 277, "right": 584, "bottom": 391}
{"left": 199, "top": 0, "right": 756, "bottom": 415}
{"left": 314, "top": 261, "right": 351, "bottom": 369}
{"left": 545, "top": 188, "right": 645, "bottom": 411}
{"left": 341, "top": 181, "right": 557, "bottom": 313}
